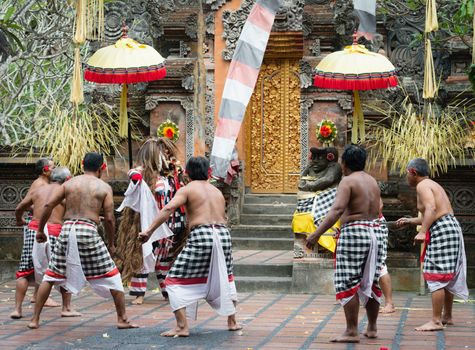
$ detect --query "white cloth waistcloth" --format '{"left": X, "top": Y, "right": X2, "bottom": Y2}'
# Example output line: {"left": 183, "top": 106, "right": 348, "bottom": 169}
{"left": 32, "top": 225, "right": 51, "bottom": 284}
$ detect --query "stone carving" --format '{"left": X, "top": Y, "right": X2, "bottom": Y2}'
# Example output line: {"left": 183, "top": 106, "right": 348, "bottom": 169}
{"left": 179, "top": 41, "right": 192, "bottom": 58}
{"left": 185, "top": 13, "right": 198, "bottom": 39}
{"left": 299, "top": 60, "right": 313, "bottom": 89}
{"left": 298, "top": 147, "right": 342, "bottom": 192}
{"left": 309, "top": 38, "right": 321, "bottom": 56}
{"left": 104, "top": 1, "right": 151, "bottom": 43}
{"left": 205, "top": 0, "right": 232, "bottom": 10}
{"left": 300, "top": 98, "right": 313, "bottom": 172}
{"left": 272, "top": 0, "right": 304, "bottom": 32}
{"left": 205, "top": 72, "right": 215, "bottom": 152}
{"left": 0, "top": 181, "right": 30, "bottom": 210}
{"left": 333, "top": 0, "right": 355, "bottom": 48}
{"left": 181, "top": 63, "right": 195, "bottom": 91}
{"left": 205, "top": 12, "right": 215, "bottom": 35}
{"left": 0, "top": 216, "right": 22, "bottom": 232}
{"left": 379, "top": 181, "right": 399, "bottom": 197}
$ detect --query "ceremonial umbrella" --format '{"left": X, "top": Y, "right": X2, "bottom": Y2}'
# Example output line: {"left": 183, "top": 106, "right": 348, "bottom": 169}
{"left": 84, "top": 26, "right": 166, "bottom": 166}
{"left": 313, "top": 34, "right": 398, "bottom": 143}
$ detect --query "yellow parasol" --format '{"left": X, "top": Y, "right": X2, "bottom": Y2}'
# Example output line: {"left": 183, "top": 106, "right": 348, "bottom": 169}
{"left": 313, "top": 34, "right": 398, "bottom": 143}
{"left": 84, "top": 26, "right": 166, "bottom": 138}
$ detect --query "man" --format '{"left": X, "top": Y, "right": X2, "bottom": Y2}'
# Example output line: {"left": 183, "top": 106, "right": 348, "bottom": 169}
{"left": 139, "top": 156, "right": 240, "bottom": 337}
{"left": 15, "top": 167, "right": 81, "bottom": 319}
{"left": 11, "top": 158, "right": 58, "bottom": 319}
{"left": 379, "top": 201, "right": 395, "bottom": 314}
{"left": 27, "top": 152, "right": 138, "bottom": 330}
{"left": 396, "top": 158, "right": 468, "bottom": 331}
{"left": 306, "top": 144, "right": 383, "bottom": 343}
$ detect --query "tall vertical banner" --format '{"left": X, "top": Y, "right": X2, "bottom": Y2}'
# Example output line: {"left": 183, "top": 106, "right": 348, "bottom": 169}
{"left": 353, "top": 0, "right": 376, "bottom": 40}
{"left": 210, "top": 0, "right": 283, "bottom": 179}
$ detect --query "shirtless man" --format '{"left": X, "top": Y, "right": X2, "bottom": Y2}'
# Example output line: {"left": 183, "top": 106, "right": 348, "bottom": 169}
{"left": 28, "top": 152, "right": 138, "bottom": 330}
{"left": 14, "top": 167, "right": 81, "bottom": 319}
{"left": 396, "top": 158, "right": 468, "bottom": 331}
{"left": 306, "top": 144, "right": 383, "bottom": 343}
{"left": 139, "top": 156, "right": 240, "bottom": 337}
{"left": 11, "top": 158, "right": 59, "bottom": 319}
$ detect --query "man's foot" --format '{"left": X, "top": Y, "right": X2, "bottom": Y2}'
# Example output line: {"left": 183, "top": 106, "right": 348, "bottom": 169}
{"left": 117, "top": 320, "right": 139, "bottom": 329}
{"left": 10, "top": 311, "right": 22, "bottom": 319}
{"left": 379, "top": 304, "right": 395, "bottom": 314}
{"left": 27, "top": 321, "right": 39, "bottom": 329}
{"left": 228, "top": 317, "right": 242, "bottom": 331}
{"left": 415, "top": 320, "right": 444, "bottom": 331}
{"left": 131, "top": 296, "right": 144, "bottom": 305}
{"left": 44, "top": 298, "right": 61, "bottom": 307}
{"left": 161, "top": 328, "right": 189, "bottom": 337}
{"left": 61, "top": 310, "right": 82, "bottom": 317}
{"left": 442, "top": 317, "right": 454, "bottom": 326}
{"left": 330, "top": 331, "right": 359, "bottom": 343}
{"left": 363, "top": 330, "right": 378, "bottom": 339}
{"left": 161, "top": 291, "right": 168, "bottom": 300}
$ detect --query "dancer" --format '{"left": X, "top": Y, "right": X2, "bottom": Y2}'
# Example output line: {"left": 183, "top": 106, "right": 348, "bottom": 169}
{"left": 379, "top": 201, "right": 395, "bottom": 314}
{"left": 139, "top": 156, "right": 240, "bottom": 337}
{"left": 306, "top": 145, "right": 383, "bottom": 343}
{"left": 396, "top": 158, "right": 468, "bottom": 331}
{"left": 116, "top": 137, "right": 186, "bottom": 304}
{"left": 28, "top": 153, "right": 138, "bottom": 330}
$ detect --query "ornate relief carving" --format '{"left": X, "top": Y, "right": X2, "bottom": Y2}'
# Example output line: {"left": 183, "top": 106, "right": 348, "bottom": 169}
{"left": 104, "top": 1, "right": 152, "bottom": 43}
{"left": 273, "top": 0, "right": 304, "bottom": 32}
{"left": 0, "top": 181, "right": 30, "bottom": 210}
{"left": 0, "top": 216, "right": 22, "bottom": 231}
{"left": 179, "top": 41, "right": 192, "bottom": 58}
{"left": 145, "top": 96, "right": 194, "bottom": 160}
{"left": 333, "top": 0, "right": 355, "bottom": 48}
{"left": 299, "top": 60, "right": 313, "bottom": 89}
{"left": 309, "top": 38, "right": 321, "bottom": 56}
{"left": 205, "top": 0, "right": 232, "bottom": 10}
{"left": 181, "top": 63, "right": 195, "bottom": 91}
{"left": 205, "top": 72, "right": 215, "bottom": 153}
{"left": 300, "top": 98, "right": 314, "bottom": 172}
{"left": 444, "top": 185, "right": 475, "bottom": 215}
{"left": 185, "top": 13, "right": 198, "bottom": 39}
{"left": 205, "top": 12, "right": 215, "bottom": 35}
{"left": 378, "top": 181, "right": 399, "bottom": 197}
{"left": 247, "top": 60, "right": 301, "bottom": 192}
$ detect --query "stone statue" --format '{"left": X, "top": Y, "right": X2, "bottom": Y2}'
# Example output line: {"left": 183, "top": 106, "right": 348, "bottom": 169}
{"left": 298, "top": 147, "right": 342, "bottom": 192}
{"left": 293, "top": 147, "right": 342, "bottom": 259}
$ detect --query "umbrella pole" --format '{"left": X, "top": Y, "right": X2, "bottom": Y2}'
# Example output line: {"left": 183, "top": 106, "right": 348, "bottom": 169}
{"left": 128, "top": 120, "right": 133, "bottom": 169}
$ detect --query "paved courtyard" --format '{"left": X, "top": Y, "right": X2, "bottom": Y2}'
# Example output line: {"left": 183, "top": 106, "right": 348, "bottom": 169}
{"left": 0, "top": 281, "right": 474, "bottom": 350}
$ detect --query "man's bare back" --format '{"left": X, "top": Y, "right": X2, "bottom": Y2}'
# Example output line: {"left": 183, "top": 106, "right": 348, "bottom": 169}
{"left": 63, "top": 174, "right": 111, "bottom": 224}
{"left": 30, "top": 185, "right": 65, "bottom": 225}
{"left": 181, "top": 181, "right": 226, "bottom": 228}
{"left": 416, "top": 179, "right": 453, "bottom": 222}
{"left": 339, "top": 171, "right": 380, "bottom": 225}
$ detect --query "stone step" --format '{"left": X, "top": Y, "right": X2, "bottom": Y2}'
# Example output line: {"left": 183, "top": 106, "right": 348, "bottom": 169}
{"left": 232, "top": 237, "right": 293, "bottom": 250}
{"left": 234, "top": 276, "right": 292, "bottom": 293}
{"left": 244, "top": 194, "right": 297, "bottom": 205}
{"left": 241, "top": 203, "right": 295, "bottom": 215}
{"left": 240, "top": 213, "right": 292, "bottom": 226}
{"left": 234, "top": 263, "right": 293, "bottom": 278}
{"left": 231, "top": 225, "right": 293, "bottom": 238}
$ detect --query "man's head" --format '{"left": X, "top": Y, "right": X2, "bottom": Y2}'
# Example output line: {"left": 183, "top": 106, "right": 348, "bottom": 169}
{"left": 341, "top": 144, "right": 366, "bottom": 174}
{"left": 406, "top": 158, "right": 430, "bottom": 187}
{"left": 309, "top": 147, "right": 338, "bottom": 172}
{"left": 83, "top": 152, "right": 105, "bottom": 176}
{"left": 35, "top": 158, "right": 55, "bottom": 178}
{"left": 51, "top": 167, "right": 72, "bottom": 184}
{"left": 185, "top": 156, "right": 210, "bottom": 181}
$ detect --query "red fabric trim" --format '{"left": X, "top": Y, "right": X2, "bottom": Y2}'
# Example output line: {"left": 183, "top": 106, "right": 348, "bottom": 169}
{"left": 45, "top": 269, "right": 65, "bottom": 279}
{"left": 165, "top": 274, "right": 234, "bottom": 286}
{"left": 46, "top": 223, "right": 62, "bottom": 237}
{"left": 130, "top": 282, "right": 147, "bottom": 288}
{"left": 344, "top": 222, "right": 381, "bottom": 228}
{"left": 16, "top": 269, "right": 34, "bottom": 279}
{"left": 372, "top": 283, "right": 382, "bottom": 297}
{"left": 84, "top": 67, "right": 166, "bottom": 84}
{"left": 27, "top": 220, "right": 39, "bottom": 231}
{"left": 336, "top": 284, "right": 360, "bottom": 300}
{"left": 423, "top": 272, "right": 455, "bottom": 282}
{"left": 86, "top": 267, "right": 120, "bottom": 280}
{"left": 313, "top": 74, "right": 398, "bottom": 91}
{"left": 64, "top": 220, "right": 96, "bottom": 228}
{"left": 420, "top": 230, "right": 430, "bottom": 263}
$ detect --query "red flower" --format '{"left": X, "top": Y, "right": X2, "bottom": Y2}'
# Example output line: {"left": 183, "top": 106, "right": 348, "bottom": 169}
{"left": 320, "top": 125, "right": 332, "bottom": 138}
{"left": 326, "top": 153, "right": 335, "bottom": 162}
{"left": 164, "top": 127, "right": 175, "bottom": 139}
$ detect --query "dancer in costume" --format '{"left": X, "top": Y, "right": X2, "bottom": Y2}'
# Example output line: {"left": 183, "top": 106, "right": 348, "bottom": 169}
{"left": 139, "top": 156, "right": 240, "bottom": 337}
{"left": 11, "top": 158, "right": 59, "bottom": 319}
{"left": 14, "top": 167, "right": 81, "bottom": 319}
{"left": 28, "top": 153, "right": 138, "bottom": 330}
{"left": 396, "top": 158, "right": 468, "bottom": 331}
{"left": 116, "top": 137, "right": 186, "bottom": 304}
{"left": 306, "top": 145, "right": 383, "bottom": 343}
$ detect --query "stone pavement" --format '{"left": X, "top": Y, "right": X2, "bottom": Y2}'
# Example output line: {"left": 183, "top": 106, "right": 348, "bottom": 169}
{"left": 0, "top": 282, "right": 474, "bottom": 350}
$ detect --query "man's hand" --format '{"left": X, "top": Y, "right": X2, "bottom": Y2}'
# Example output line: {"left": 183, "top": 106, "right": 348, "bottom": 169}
{"left": 138, "top": 231, "right": 151, "bottom": 243}
{"left": 306, "top": 232, "right": 319, "bottom": 250}
{"left": 395, "top": 217, "right": 411, "bottom": 228}
{"left": 414, "top": 232, "right": 426, "bottom": 244}
{"left": 16, "top": 218, "right": 26, "bottom": 226}
{"left": 36, "top": 231, "right": 47, "bottom": 243}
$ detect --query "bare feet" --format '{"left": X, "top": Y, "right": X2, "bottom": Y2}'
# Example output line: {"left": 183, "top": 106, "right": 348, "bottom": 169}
{"left": 10, "top": 311, "right": 22, "bottom": 319}
{"left": 415, "top": 320, "right": 444, "bottom": 331}
{"left": 379, "top": 303, "right": 395, "bottom": 314}
{"left": 228, "top": 317, "right": 242, "bottom": 331}
{"left": 363, "top": 330, "right": 378, "bottom": 338}
{"left": 43, "top": 297, "right": 61, "bottom": 307}
{"left": 330, "top": 331, "right": 359, "bottom": 343}
{"left": 161, "top": 327, "right": 189, "bottom": 337}
{"left": 27, "top": 320, "right": 39, "bottom": 329}
{"left": 61, "top": 310, "right": 82, "bottom": 317}
{"left": 117, "top": 320, "right": 139, "bottom": 329}
{"left": 442, "top": 317, "right": 454, "bottom": 326}
{"left": 131, "top": 296, "right": 144, "bottom": 305}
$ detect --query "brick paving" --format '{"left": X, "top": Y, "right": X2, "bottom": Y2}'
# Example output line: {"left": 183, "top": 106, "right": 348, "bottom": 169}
{"left": 0, "top": 281, "right": 474, "bottom": 350}
{"left": 233, "top": 250, "right": 293, "bottom": 265}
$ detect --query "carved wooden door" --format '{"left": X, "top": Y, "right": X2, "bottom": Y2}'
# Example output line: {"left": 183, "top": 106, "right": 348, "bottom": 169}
{"left": 245, "top": 59, "right": 301, "bottom": 193}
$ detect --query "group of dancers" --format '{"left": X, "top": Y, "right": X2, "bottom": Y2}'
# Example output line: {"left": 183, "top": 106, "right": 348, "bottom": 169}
{"left": 10, "top": 140, "right": 469, "bottom": 343}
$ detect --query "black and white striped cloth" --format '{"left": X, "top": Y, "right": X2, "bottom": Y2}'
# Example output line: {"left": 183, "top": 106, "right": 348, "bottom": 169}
{"left": 17, "top": 226, "right": 36, "bottom": 276}
{"left": 296, "top": 187, "right": 338, "bottom": 226}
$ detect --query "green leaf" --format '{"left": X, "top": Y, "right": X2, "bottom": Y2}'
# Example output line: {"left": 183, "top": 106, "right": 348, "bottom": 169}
{"left": 3, "top": 6, "right": 16, "bottom": 22}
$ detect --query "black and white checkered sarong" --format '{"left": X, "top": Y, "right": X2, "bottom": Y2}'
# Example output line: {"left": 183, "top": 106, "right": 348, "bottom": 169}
{"left": 377, "top": 216, "right": 389, "bottom": 274}
{"left": 296, "top": 187, "right": 337, "bottom": 226}
{"left": 167, "top": 224, "right": 233, "bottom": 279}
{"left": 17, "top": 226, "right": 36, "bottom": 277}
{"left": 48, "top": 219, "right": 117, "bottom": 279}
{"left": 334, "top": 220, "right": 384, "bottom": 300}
{"left": 424, "top": 214, "right": 462, "bottom": 280}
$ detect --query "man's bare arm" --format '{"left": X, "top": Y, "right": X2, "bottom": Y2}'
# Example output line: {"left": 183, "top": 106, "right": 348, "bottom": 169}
{"left": 15, "top": 193, "right": 34, "bottom": 226}
{"left": 139, "top": 187, "right": 188, "bottom": 241}
{"left": 102, "top": 185, "right": 116, "bottom": 248}
{"left": 306, "top": 178, "right": 351, "bottom": 248}
{"left": 38, "top": 185, "right": 65, "bottom": 233}
{"left": 414, "top": 185, "right": 437, "bottom": 242}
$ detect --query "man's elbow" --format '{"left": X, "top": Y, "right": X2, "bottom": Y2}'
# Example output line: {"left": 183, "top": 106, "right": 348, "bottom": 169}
{"left": 103, "top": 215, "right": 116, "bottom": 226}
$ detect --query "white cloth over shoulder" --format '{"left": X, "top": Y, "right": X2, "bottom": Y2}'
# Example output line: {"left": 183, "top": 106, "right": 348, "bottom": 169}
{"left": 32, "top": 225, "right": 50, "bottom": 284}
{"left": 117, "top": 181, "right": 173, "bottom": 273}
